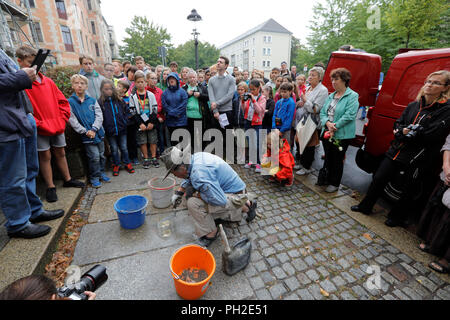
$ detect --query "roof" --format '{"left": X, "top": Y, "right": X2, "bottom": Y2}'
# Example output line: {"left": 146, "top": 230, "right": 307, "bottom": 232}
{"left": 219, "top": 18, "right": 292, "bottom": 49}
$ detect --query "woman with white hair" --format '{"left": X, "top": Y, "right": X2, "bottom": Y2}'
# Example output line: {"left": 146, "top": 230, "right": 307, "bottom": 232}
{"left": 294, "top": 66, "right": 329, "bottom": 175}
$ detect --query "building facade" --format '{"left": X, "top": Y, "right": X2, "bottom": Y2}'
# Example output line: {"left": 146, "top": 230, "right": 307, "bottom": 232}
{"left": 219, "top": 19, "right": 292, "bottom": 78}
{"left": 0, "top": 0, "right": 118, "bottom": 66}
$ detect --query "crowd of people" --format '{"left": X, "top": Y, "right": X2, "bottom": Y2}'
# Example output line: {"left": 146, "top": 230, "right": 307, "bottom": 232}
{"left": 0, "top": 42, "right": 449, "bottom": 288}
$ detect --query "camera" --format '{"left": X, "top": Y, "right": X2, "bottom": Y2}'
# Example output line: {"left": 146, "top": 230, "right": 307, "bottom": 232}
{"left": 405, "top": 124, "right": 423, "bottom": 139}
{"left": 242, "top": 93, "right": 252, "bottom": 101}
{"left": 57, "top": 265, "right": 108, "bottom": 300}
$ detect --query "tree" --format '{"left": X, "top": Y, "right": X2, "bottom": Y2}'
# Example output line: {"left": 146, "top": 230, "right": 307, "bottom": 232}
{"left": 168, "top": 40, "right": 220, "bottom": 70}
{"left": 384, "top": 0, "right": 448, "bottom": 48}
{"left": 119, "top": 16, "right": 172, "bottom": 66}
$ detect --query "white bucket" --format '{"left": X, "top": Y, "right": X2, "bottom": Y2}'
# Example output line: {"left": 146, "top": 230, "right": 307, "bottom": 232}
{"left": 148, "top": 177, "right": 176, "bottom": 209}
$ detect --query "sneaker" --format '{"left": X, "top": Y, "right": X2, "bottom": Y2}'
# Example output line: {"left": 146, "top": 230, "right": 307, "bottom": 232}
{"left": 254, "top": 164, "right": 262, "bottom": 173}
{"left": 152, "top": 158, "right": 160, "bottom": 168}
{"left": 294, "top": 163, "right": 302, "bottom": 170}
{"left": 63, "top": 179, "right": 85, "bottom": 188}
{"left": 325, "top": 185, "right": 339, "bottom": 193}
{"left": 91, "top": 179, "right": 102, "bottom": 188}
{"left": 125, "top": 163, "right": 135, "bottom": 173}
{"left": 283, "top": 178, "right": 294, "bottom": 187}
{"left": 113, "top": 165, "right": 120, "bottom": 176}
{"left": 296, "top": 168, "right": 311, "bottom": 175}
{"left": 45, "top": 187, "right": 58, "bottom": 203}
{"left": 100, "top": 173, "right": 111, "bottom": 183}
{"left": 143, "top": 158, "right": 150, "bottom": 169}
{"left": 244, "top": 162, "right": 253, "bottom": 169}
{"left": 132, "top": 158, "right": 140, "bottom": 165}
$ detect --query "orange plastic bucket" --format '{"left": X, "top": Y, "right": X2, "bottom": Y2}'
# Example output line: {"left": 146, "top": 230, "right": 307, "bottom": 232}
{"left": 169, "top": 244, "right": 216, "bottom": 300}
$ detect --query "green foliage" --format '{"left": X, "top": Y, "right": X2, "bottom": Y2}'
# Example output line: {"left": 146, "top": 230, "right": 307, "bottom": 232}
{"left": 300, "top": 0, "right": 450, "bottom": 73}
{"left": 168, "top": 40, "right": 220, "bottom": 70}
{"left": 44, "top": 65, "right": 80, "bottom": 98}
{"left": 119, "top": 16, "right": 172, "bottom": 66}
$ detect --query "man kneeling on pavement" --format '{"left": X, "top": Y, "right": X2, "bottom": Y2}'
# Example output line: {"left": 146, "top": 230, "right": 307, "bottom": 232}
{"left": 160, "top": 146, "right": 257, "bottom": 247}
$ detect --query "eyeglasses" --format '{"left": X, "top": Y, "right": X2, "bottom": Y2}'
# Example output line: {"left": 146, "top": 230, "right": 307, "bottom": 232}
{"left": 424, "top": 80, "right": 445, "bottom": 86}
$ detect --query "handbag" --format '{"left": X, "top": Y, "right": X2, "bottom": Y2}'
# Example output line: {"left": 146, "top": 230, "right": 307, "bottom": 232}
{"left": 296, "top": 114, "right": 316, "bottom": 154}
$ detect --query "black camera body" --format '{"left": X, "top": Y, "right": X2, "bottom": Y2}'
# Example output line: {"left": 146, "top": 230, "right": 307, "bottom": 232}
{"left": 242, "top": 93, "right": 252, "bottom": 101}
{"left": 57, "top": 265, "right": 108, "bottom": 300}
{"left": 405, "top": 124, "right": 423, "bottom": 139}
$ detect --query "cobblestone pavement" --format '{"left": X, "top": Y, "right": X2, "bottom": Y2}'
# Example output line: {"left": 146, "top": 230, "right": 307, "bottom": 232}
{"left": 229, "top": 165, "right": 450, "bottom": 300}
{"left": 71, "top": 163, "right": 449, "bottom": 300}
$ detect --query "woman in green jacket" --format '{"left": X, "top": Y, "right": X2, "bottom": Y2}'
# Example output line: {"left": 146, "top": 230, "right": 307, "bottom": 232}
{"left": 318, "top": 68, "right": 359, "bottom": 192}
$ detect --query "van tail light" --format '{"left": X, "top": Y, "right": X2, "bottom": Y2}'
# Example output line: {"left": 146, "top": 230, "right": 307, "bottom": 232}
{"left": 367, "top": 107, "right": 374, "bottom": 120}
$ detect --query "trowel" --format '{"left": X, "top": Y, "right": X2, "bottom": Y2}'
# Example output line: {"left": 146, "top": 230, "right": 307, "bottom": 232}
{"left": 218, "top": 224, "right": 251, "bottom": 276}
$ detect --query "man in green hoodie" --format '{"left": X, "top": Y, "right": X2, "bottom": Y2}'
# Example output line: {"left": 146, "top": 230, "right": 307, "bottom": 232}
{"left": 79, "top": 55, "right": 105, "bottom": 101}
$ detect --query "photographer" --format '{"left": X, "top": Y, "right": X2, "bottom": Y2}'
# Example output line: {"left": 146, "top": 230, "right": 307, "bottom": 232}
{"left": 0, "top": 275, "right": 96, "bottom": 300}
{"left": 352, "top": 70, "right": 450, "bottom": 227}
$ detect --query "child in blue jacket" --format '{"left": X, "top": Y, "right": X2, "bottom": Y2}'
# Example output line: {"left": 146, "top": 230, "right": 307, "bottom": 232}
{"left": 272, "top": 82, "right": 296, "bottom": 143}
{"left": 98, "top": 79, "right": 135, "bottom": 176}
{"left": 68, "top": 74, "right": 108, "bottom": 188}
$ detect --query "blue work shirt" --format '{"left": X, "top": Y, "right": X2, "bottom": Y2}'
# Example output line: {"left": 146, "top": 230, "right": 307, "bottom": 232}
{"left": 181, "top": 152, "right": 246, "bottom": 207}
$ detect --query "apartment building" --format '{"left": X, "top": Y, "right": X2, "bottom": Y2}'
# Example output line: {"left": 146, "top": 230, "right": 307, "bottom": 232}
{"left": 219, "top": 18, "right": 292, "bottom": 78}
{"left": 0, "top": 0, "right": 118, "bottom": 66}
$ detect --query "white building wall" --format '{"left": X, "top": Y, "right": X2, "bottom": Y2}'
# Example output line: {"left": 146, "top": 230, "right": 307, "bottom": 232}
{"left": 221, "top": 31, "right": 291, "bottom": 78}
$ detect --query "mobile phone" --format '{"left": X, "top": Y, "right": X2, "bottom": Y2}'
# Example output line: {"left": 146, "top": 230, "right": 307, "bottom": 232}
{"left": 31, "top": 49, "right": 50, "bottom": 73}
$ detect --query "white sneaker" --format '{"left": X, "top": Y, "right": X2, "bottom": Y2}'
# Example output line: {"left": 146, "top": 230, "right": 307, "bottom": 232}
{"left": 255, "top": 164, "right": 262, "bottom": 173}
{"left": 325, "top": 185, "right": 339, "bottom": 193}
{"left": 294, "top": 164, "right": 302, "bottom": 170}
{"left": 296, "top": 168, "right": 311, "bottom": 175}
{"left": 244, "top": 162, "right": 253, "bottom": 169}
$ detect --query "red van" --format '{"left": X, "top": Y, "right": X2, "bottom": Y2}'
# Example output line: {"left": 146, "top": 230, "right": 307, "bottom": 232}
{"left": 322, "top": 48, "right": 450, "bottom": 174}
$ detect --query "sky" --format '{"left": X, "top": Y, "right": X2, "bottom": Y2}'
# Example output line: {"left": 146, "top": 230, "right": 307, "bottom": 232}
{"left": 101, "top": 0, "right": 319, "bottom": 48}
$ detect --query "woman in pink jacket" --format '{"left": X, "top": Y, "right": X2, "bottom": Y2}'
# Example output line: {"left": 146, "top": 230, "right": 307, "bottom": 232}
{"left": 242, "top": 79, "right": 266, "bottom": 173}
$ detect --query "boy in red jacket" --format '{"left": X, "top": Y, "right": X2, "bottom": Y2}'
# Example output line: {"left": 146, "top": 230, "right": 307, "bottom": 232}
{"left": 16, "top": 46, "right": 85, "bottom": 203}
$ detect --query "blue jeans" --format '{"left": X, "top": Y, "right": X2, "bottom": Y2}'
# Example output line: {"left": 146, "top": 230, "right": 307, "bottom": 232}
{"left": 84, "top": 141, "right": 106, "bottom": 183}
{"left": 0, "top": 114, "right": 44, "bottom": 233}
{"left": 107, "top": 134, "right": 130, "bottom": 165}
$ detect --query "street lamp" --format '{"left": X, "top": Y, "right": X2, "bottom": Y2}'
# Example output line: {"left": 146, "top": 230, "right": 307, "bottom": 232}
{"left": 187, "top": 9, "right": 202, "bottom": 70}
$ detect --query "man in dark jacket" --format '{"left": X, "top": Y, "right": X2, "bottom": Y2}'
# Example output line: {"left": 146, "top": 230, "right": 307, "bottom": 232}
{"left": 0, "top": 49, "right": 64, "bottom": 239}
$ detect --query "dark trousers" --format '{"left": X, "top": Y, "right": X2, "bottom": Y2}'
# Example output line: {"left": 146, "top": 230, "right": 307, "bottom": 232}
{"left": 359, "top": 156, "right": 422, "bottom": 222}
{"left": 167, "top": 125, "right": 188, "bottom": 147}
{"left": 126, "top": 124, "right": 138, "bottom": 160}
{"left": 213, "top": 110, "right": 234, "bottom": 158}
{"left": 187, "top": 118, "right": 203, "bottom": 152}
{"left": 300, "top": 146, "right": 315, "bottom": 170}
{"left": 156, "top": 121, "right": 167, "bottom": 155}
{"left": 321, "top": 137, "right": 350, "bottom": 187}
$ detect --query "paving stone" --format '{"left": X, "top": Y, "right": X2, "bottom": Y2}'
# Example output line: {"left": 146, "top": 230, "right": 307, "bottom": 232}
{"left": 398, "top": 253, "right": 413, "bottom": 264}
{"left": 287, "top": 249, "right": 300, "bottom": 258}
{"left": 306, "top": 269, "right": 320, "bottom": 282}
{"left": 249, "top": 276, "right": 265, "bottom": 290}
{"left": 415, "top": 276, "right": 438, "bottom": 292}
{"left": 374, "top": 255, "right": 391, "bottom": 266}
{"left": 341, "top": 272, "right": 357, "bottom": 284}
{"left": 402, "top": 286, "right": 423, "bottom": 300}
{"left": 285, "top": 293, "right": 299, "bottom": 300}
{"left": 436, "top": 288, "right": 450, "bottom": 300}
{"left": 340, "top": 291, "right": 357, "bottom": 300}
{"left": 255, "top": 288, "right": 271, "bottom": 300}
{"left": 337, "top": 258, "right": 351, "bottom": 269}
{"left": 244, "top": 264, "right": 258, "bottom": 278}
{"left": 331, "top": 275, "right": 346, "bottom": 287}
{"left": 352, "top": 285, "right": 371, "bottom": 300}
{"left": 277, "top": 252, "right": 289, "bottom": 264}
{"left": 387, "top": 265, "right": 409, "bottom": 282}
{"left": 282, "top": 262, "right": 296, "bottom": 277}
{"left": 261, "top": 271, "right": 276, "bottom": 284}
{"left": 317, "top": 266, "right": 330, "bottom": 279}
{"left": 292, "top": 258, "right": 308, "bottom": 272}
{"left": 412, "top": 262, "right": 430, "bottom": 274}
{"left": 307, "top": 283, "right": 324, "bottom": 300}
{"left": 383, "top": 294, "right": 397, "bottom": 300}
{"left": 269, "top": 282, "right": 287, "bottom": 299}
{"left": 392, "top": 289, "right": 411, "bottom": 300}
{"left": 319, "top": 279, "right": 337, "bottom": 293}
{"left": 262, "top": 247, "right": 276, "bottom": 257}
{"left": 265, "top": 256, "right": 280, "bottom": 268}
{"left": 285, "top": 276, "right": 300, "bottom": 292}
{"left": 297, "top": 288, "right": 315, "bottom": 300}
{"left": 304, "top": 255, "right": 316, "bottom": 266}
{"left": 272, "top": 266, "right": 288, "bottom": 279}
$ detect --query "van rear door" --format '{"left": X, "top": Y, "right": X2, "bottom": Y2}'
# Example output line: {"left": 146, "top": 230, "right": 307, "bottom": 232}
{"left": 364, "top": 48, "right": 450, "bottom": 157}
{"left": 322, "top": 52, "right": 382, "bottom": 146}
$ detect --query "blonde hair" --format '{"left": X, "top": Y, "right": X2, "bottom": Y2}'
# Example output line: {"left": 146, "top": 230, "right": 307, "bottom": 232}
{"left": 266, "top": 129, "right": 283, "bottom": 149}
{"left": 70, "top": 74, "right": 88, "bottom": 85}
{"left": 416, "top": 70, "right": 450, "bottom": 103}
{"left": 237, "top": 81, "right": 249, "bottom": 91}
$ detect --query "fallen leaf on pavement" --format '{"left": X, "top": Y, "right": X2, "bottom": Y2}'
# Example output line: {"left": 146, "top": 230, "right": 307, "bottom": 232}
{"left": 320, "top": 288, "right": 330, "bottom": 297}
{"left": 362, "top": 233, "right": 373, "bottom": 241}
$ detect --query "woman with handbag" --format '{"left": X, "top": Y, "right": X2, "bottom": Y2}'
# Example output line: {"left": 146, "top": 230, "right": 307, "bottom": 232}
{"left": 318, "top": 68, "right": 359, "bottom": 193}
{"left": 416, "top": 133, "right": 450, "bottom": 274}
{"left": 294, "top": 67, "right": 329, "bottom": 175}
{"left": 351, "top": 70, "right": 450, "bottom": 227}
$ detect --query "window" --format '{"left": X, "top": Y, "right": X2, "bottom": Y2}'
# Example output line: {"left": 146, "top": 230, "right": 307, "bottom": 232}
{"left": 267, "top": 60, "right": 271, "bottom": 67}
{"left": 79, "top": 31, "right": 85, "bottom": 50}
{"left": 87, "top": 0, "right": 92, "bottom": 10}
{"left": 252, "top": 49, "right": 255, "bottom": 57}
{"left": 61, "top": 25, "right": 74, "bottom": 51}
{"left": 264, "top": 35, "right": 272, "bottom": 43}
{"left": 31, "top": 22, "right": 44, "bottom": 43}
{"left": 91, "top": 21, "right": 96, "bottom": 34}
{"left": 252, "top": 37, "right": 255, "bottom": 45}
{"left": 95, "top": 43, "right": 100, "bottom": 56}
{"left": 263, "top": 48, "right": 266, "bottom": 55}
{"left": 267, "top": 48, "right": 271, "bottom": 55}
{"left": 28, "top": 0, "right": 36, "bottom": 8}
{"left": 55, "top": 0, "right": 68, "bottom": 19}
{"left": 262, "top": 61, "right": 266, "bottom": 67}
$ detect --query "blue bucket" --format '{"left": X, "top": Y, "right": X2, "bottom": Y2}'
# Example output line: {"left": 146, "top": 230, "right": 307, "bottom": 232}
{"left": 114, "top": 195, "right": 148, "bottom": 229}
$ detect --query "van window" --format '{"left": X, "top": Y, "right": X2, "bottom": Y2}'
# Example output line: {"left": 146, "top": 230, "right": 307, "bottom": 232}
{"left": 393, "top": 57, "right": 450, "bottom": 107}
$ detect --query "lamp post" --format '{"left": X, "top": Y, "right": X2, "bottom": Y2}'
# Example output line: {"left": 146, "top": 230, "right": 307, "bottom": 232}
{"left": 187, "top": 9, "right": 202, "bottom": 70}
